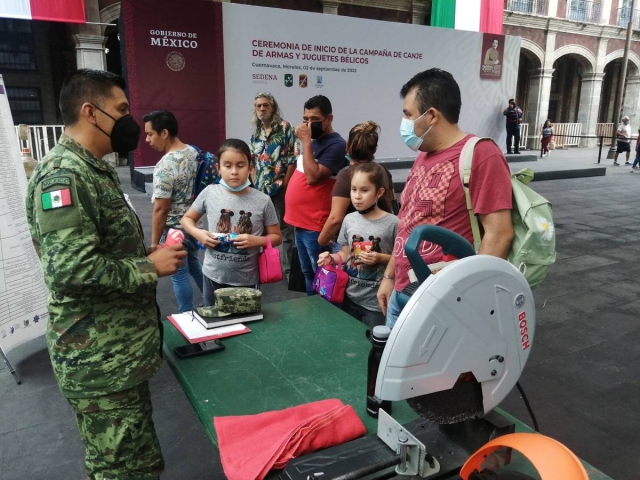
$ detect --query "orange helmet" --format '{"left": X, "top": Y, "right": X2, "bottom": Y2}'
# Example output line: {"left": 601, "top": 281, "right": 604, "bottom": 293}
{"left": 460, "top": 433, "right": 589, "bottom": 480}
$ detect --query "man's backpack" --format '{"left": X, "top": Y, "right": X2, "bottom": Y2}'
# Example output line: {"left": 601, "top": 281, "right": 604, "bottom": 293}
{"left": 459, "top": 137, "right": 556, "bottom": 289}
{"left": 190, "top": 144, "right": 220, "bottom": 200}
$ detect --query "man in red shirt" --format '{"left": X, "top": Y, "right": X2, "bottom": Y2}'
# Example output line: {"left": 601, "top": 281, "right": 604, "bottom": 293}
{"left": 285, "top": 95, "right": 347, "bottom": 294}
{"left": 377, "top": 69, "right": 514, "bottom": 328}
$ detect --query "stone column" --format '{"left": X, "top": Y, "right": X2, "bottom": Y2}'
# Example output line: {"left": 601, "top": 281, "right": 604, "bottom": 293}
{"left": 74, "top": 34, "right": 107, "bottom": 70}
{"left": 527, "top": 68, "right": 555, "bottom": 149}
{"left": 525, "top": 68, "right": 543, "bottom": 149}
{"left": 577, "top": 73, "right": 605, "bottom": 146}
{"left": 526, "top": 32, "right": 557, "bottom": 148}
{"left": 623, "top": 74, "right": 640, "bottom": 129}
{"left": 322, "top": 0, "right": 340, "bottom": 15}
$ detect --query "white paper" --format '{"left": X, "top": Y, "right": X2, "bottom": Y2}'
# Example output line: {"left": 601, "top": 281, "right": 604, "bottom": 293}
{"left": 171, "top": 313, "right": 246, "bottom": 341}
{"left": 0, "top": 75, "right": 49, "bottom": 353}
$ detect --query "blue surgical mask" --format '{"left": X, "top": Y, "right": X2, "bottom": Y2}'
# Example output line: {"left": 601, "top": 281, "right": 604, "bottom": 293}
{"left": 220, "top": 178, "right": 251, "bottom": 192}
{"left": 400, "top": 111, "right": 432, "bottom": 152}
{"left": 345, "top": 153, "right": 352, "bottom": 162}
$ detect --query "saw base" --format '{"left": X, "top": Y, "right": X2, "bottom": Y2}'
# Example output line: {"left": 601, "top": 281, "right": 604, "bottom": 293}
{"left": 280, "top": 410, "right": 515, "bottom": 480}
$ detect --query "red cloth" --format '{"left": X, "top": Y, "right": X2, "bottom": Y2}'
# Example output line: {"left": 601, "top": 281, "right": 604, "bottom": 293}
{"left": 394, "top": 135, "right": 513, "bottom": 291}
{"left": 214, "top": 399, "right": 366, "bottom": 480}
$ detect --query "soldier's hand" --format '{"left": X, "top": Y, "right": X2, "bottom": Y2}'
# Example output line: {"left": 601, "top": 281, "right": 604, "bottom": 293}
{"left": 148, "top": 244, "right": 187, "bottom": 277}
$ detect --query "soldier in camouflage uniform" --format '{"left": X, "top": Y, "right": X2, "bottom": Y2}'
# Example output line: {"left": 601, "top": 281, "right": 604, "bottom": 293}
{"left": 25, "top": 69, "right": 187, "bottom": 480}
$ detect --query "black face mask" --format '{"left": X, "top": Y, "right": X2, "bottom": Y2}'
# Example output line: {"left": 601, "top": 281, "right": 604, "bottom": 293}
{"left": 310, "top": 120, "right": 326, "bottom": 140}
{"left": 93, "top": 105, "right": 141, "bottom": 152}
{"left": 356, "top": 202, "right": 377, "bottom": 215}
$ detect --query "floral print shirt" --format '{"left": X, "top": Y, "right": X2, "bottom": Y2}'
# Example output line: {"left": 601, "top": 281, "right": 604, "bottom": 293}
{"left": 250, "top": 120, "right": 296, "bottom": 196}
{"left": 152, "top": 145, "right": 198, "bottom": 227}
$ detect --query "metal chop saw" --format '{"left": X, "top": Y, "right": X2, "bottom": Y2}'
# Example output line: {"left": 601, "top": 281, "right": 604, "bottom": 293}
{"left": 282, "top": 225, "right": 537, "bottom": 480}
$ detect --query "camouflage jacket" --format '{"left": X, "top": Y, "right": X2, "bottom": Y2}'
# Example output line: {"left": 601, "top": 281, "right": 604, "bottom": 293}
{"left": 26, "top": 134, "right": 162, "bottom": 399}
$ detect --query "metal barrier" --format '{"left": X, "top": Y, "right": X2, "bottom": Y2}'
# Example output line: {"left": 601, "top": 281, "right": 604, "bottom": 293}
{"left": 519, "top": 123, "right": 529, "bottom": 150}
{"left": 596, "top": 123, "right": 614, "bottom": 139}
{"left": 13, "top": 125, "right": 64, "bottom": 161}
{"left": 550, "top": 123, "right": 582, "bottom": 148}
{"left": 522, "top": 123, "right": 583, "bottom": 150}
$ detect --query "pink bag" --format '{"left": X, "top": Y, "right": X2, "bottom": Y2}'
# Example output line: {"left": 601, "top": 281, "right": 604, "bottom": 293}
{"left": 312, "top": 260, "right": 349, "bottom": 304}
{"left": 259, "top": 237, "right": 283, "bottom": 284}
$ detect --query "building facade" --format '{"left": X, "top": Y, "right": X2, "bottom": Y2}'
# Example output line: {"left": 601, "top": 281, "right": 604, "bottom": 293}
{"left": 1, "top": 0, "right": 430, "bottom": 126}
{"left": 3, "top": 0, "right": 639, "bottom": 149}
{"left": 506, "top": 0, "right": 640, "bottom": 146}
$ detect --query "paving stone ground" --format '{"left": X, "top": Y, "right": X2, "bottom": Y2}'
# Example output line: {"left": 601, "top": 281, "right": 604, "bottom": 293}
{"left": 2, "top": 148, "right": 639, "bottom": 479}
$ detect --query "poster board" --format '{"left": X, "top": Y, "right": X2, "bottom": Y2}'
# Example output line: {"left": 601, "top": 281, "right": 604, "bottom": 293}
{"left": 0, "top": 75, "right": 48, "bottom": 354}
{"left": 121, "top": 1, "right": 520, "bottom": 167}
{"left": 121, "top": 0, "right": 225, "bottom": 167}
{"left": 223, "top": 3, "right": 520, "bottom": 158}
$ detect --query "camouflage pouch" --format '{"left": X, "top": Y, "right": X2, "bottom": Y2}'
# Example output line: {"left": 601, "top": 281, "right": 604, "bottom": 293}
{"left": 197, "top": 288, "right": 262, "bottom": 318}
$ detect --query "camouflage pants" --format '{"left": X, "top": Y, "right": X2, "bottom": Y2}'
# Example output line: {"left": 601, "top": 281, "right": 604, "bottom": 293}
{"left": 66, "top": 381, "right": 164, "bottom": 480}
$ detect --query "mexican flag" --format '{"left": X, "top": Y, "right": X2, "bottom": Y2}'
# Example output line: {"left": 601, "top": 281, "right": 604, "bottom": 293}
{"left": 1, "top": 0, "right": 86, "bottom": 24}
{"left": 41, "top": 189, "right": 72, "bottom": 210}
{"left": 431, "top": 0, "right": 503, "bottom": 34}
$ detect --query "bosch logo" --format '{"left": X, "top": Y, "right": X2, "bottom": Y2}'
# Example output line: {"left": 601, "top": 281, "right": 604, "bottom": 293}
{"left": 514, "top": 294, "right": 525, "bottom": 309}
{"left": 518, "top": 311, "right": 530, "bottom": 350}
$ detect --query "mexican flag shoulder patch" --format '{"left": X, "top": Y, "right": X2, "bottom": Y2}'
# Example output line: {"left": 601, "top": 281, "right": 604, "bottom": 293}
{"left": 41, "top": 189, "right": 73, "bottom": 210}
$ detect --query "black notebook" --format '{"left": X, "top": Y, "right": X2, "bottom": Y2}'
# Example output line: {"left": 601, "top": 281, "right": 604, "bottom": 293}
{"left": 193, "top": 311, "right": 264, "bottom": 329}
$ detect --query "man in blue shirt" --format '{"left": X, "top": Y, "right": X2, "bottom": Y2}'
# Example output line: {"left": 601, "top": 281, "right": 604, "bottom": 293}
{"left": 285, "top": 95, "right": 347, "bottom": 294}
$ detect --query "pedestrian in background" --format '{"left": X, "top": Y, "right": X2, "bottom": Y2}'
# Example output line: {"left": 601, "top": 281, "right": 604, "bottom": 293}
{"left": 540, "top": 119, "right": 553, "bottom": 158}
{"left": 503, "top": 98, "right": 522, "bottom": 154}
{"left": 631, "top": 128, "right": 640, "bottom": 171}
{"left": 613, "top": 116, "right": 632, "bottom": 166}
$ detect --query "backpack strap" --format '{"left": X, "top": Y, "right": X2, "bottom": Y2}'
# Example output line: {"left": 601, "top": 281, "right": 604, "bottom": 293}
{"left": 458, "top": 136, "right": 485, "bottom": 252}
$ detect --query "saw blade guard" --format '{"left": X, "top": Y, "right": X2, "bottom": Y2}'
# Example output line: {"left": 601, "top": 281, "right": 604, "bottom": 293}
{"left": 460, "top": 433, "right": 589, "bottom": 480}
{"left": 376, "top": 228, "right": 535, "bottom": 418}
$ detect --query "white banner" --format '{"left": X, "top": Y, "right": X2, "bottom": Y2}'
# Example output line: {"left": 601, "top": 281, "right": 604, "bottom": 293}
{"left": 223, "top": 4, "right": 520, "bottom": 159}
{"left": 0, "top": 75, "right": 48, "bottom": 354}
{"left": 0, "top": 0, "right": 31, "bottom": 20}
